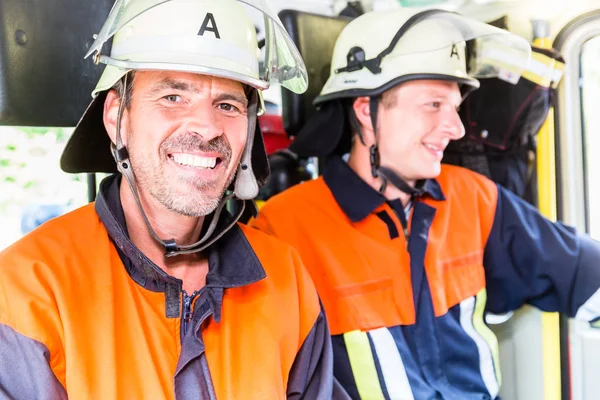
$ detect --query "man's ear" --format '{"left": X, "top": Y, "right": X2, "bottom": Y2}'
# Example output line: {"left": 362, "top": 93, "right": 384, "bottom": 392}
{"left": 352, "top": 96, "right": 375, "bottom": 146}
{"left": 103, "top": 89, "right": 128, "bottom": 147}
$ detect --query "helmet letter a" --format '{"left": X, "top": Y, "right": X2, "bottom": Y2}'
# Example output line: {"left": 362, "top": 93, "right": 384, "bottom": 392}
{"left": 198, "top": 12, "right": 220, "bottom": 39}
{"left": 450, "top": 44, "right": 460, "bottom": 60}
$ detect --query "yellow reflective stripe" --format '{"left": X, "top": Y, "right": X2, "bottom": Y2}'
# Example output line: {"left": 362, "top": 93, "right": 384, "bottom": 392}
{"left": 521, "top": 50, "right": 565, "bottom": 88}
{"left": 473, "top": 289, "right": 502, "bottom": 387}
{"left": 344, "top": 330, "right": 386, "bottom": 400}
{"left": 541, "top": 312, "right": 561, "bottom": 400}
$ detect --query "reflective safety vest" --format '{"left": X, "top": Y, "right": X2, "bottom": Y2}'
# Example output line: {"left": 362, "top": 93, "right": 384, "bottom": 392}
{"left": 253, "top": 157, "right": 600, "bottom": 399}
{"left": 0, "top": 174, "right": 331, "bottom": 400}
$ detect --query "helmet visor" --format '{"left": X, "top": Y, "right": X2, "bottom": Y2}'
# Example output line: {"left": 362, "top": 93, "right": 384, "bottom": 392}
{"left": 364, "top": 9, "right": 532, "bottom": 82}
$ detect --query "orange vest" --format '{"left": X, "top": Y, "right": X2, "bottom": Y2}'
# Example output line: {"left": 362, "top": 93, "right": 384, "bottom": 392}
{"left": 0, "top": 203, "right": 320, "bottom": 399}
{"left": 252, "top": 164, "right": 497, "bottom": 335}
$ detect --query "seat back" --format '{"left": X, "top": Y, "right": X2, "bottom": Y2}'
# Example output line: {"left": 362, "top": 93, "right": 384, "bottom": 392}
{"left": 0, "top": 0, "right": 114, "bottom": 127}
{"left": 278, "top": 10, "right": 351, "bottom": 136}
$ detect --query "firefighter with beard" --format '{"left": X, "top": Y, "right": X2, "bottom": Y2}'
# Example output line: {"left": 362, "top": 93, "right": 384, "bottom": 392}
{"left": 0, "top": 1, "right": 336, "bottom": 398}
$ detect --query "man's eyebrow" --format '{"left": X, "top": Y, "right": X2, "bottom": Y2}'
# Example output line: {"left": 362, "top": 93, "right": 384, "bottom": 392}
{"left": 148, "top": 78, "right": 248, "bottom": 106}
{"left": 421, "top": 89, "right": 446, "bottom": 98}
{"left": 149, "top": 78, "right": 200, "bottom": 95}
{"left": 420, "top": 89, "right": 461, "bottom": 105}
{"left": 214, "top": 92, "right": 248, "bottom": 107}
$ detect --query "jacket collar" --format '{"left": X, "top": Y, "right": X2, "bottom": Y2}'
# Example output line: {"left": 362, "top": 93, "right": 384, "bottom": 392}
{"left": 95, "top": 174, "right": 266, "bottom": 320}
{"left": 322, "top": 157, "right": 445, "bottom": 223}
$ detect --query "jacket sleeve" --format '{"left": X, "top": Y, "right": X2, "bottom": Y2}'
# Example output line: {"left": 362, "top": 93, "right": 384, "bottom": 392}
{"left": 286, "top": 302, "right": 352, "bottom": 400}
{"left": 483, "top": 184, "right": 600, "bottom": 323}
{"left": 0, "top": 317, "right": 67, "bottom": 399}
{"left": 0, "top": 247, "right": 67, "bottom": 399}
{"left": 286, "top": 303, "right": 335, "bottom": 399}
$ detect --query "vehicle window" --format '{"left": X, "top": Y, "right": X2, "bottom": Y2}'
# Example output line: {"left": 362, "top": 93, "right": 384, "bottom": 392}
{"left": 0, "top": 127, "right": 88, "bottom": 249}
{"left": 580, "top": 35, "right": 600, "bottom": 239}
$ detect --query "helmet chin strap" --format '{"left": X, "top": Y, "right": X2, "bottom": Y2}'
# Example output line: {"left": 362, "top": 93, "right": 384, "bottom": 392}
{"left": 110, "top": 72, "right": 251, "bottom": 258}
{"left": 367, "top": 96, "right": 424, "bottom": 198}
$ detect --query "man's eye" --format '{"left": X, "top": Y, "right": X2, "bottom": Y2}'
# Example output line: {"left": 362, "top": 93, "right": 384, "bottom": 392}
{"left": 431, "top": 101, "right": 441, "bottom": 108}
{"left": 218, "top": 103, "right": 239, "bottom": 112}
{"left": 164, "top": 95, "right": 181, "bottom": 103}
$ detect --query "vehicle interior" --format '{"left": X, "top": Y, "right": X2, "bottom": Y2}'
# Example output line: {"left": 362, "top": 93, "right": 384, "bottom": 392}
{"left": 1, "top": 0, "right": 600, "bottom": 398}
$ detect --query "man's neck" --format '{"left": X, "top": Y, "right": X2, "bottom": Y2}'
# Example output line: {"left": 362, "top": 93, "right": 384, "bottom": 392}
{"left": 119, "top": 179, "right": 209, "bottom": 293}
{"left": 347, "top": 148, "right": 413, "bottom": 207}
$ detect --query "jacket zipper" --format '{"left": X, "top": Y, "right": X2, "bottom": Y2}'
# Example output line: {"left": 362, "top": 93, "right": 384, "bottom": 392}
{"left": 180, "top": 289, "right": 200, "bottom": 342}
{"left": 178, "top": 288, "right": 217, "bottom": 398}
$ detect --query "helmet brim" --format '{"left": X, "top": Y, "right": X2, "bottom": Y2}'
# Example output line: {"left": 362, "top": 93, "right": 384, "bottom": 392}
{"left": 314, "top": 73, "right": 480, "bottom": 105}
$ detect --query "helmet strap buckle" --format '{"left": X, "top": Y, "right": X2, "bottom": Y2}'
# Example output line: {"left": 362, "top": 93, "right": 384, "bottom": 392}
{"left": 370, "top": 144, "right": 379, "bottom": 178}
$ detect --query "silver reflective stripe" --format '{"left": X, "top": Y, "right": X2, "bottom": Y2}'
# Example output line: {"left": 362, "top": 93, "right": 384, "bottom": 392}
{"left": 99, "top": 54, "right": 268, "bottom": 90}
{"left": 369, "top": 327, "right": 414, "bottom": 400}
{"left": 0, "top": 323, "right": 67, "bottom": 399}
{"left": 111, "top": 34, "right": 258, "bottom": 74}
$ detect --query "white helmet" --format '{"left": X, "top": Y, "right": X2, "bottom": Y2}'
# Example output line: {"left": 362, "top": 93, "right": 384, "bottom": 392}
{"left": 315, "top": 8, "right": 531, "bottom": 104}
{"left": 89, "top": 0, "right": 307, "bottom": 99}
{"left": 60, "top": 0, "right": 309, "bottom": 256}
{"left": 289, "top": 8, "right": 531, "bottom": 197}
{"left": 61, "top": 0, "right": 308, "bottom": 200}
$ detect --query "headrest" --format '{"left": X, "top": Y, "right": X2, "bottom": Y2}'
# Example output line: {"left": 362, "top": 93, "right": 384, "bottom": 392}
{"left": 278, "top": 10, "right": 351, "bottom": 137}
{"left": 0, "top": 0, "right": 113, "bottom": 127}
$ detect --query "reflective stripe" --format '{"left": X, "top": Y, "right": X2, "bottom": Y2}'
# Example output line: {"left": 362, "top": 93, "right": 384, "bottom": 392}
{"left": 473, "top": 290, "right": 502, "bottom": 387}
{"left": 344, "top": 330, "right": 386, "bottom": 400}
{"left": 111, "top": 34, "right": 259, "bottom": 74}
{"left": 459, "top": 290, "right": 500, "bottom": 398}
{"left": 521, "top": 50, "right": 565, "bottom": 88}
{"left": 478, "top": 46, "right": 527, "bottom": 71}
{"left": 369, "top": 328, "right": 414, "bottom": 400}
{"left": 575, "top": 287, "right": 600, "bottom": 321}
{"left": 98, "top": 55, "right": 268, "bottom": 90}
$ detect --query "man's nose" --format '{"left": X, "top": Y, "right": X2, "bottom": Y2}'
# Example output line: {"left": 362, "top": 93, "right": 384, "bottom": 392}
{"left": 184, "top": 103, "right": 224, "bottom": 141}
{"left": 443, "top": 108, "right": 465, "bottom": 140}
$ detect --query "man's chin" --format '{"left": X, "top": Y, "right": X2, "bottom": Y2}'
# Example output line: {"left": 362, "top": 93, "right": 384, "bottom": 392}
{"left": 166, "top": 196, "right": 222, "bottom": 218}
{"left": 413, "top": 165, "right": 442, "bottom": 181}
{"left": 159, "top": 183, "right": 224, "bottom": 216}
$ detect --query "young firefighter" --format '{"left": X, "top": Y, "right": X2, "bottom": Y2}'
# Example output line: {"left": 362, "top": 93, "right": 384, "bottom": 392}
{"left": 252, "top": 8, "right": 600, "bottom": 399}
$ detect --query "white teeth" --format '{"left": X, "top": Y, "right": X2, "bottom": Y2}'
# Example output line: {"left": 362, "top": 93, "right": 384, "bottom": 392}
{"left": 171, "top": 154, "right": 217, "bottom": 169}
{"left": 424, "top": 144, "right": 441, "bottom": 152}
